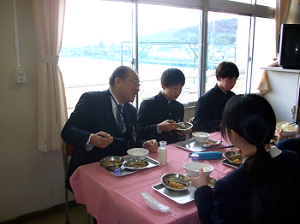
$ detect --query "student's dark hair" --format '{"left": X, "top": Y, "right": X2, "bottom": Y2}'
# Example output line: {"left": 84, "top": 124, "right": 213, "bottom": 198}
{"left": 161, "top": 68, "right": 185, "bottom": 87}
{"left": 216, "top": 61, "right": 239, "bottom": 79}
{"left": 221, "top": 94, "right": 279, "bottom": 223}
{"left": 109, "top": 66, "right": 134, "bottom": 86}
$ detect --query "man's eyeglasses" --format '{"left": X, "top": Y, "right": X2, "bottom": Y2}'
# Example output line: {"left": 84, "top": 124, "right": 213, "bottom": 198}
{"left": 123, "top": 78, "right": 140, "bottom": 87}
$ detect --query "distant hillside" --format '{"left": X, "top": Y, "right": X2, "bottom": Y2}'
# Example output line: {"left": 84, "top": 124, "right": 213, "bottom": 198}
{"left": 208, "top": 18, "right": 238, "bottom": 33}
{"left": 139, "top": 18, "right": 238, "bottom": 43}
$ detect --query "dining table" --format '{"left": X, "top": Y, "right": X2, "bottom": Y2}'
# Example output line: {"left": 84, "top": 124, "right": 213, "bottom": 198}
{"left": 70, "top": 132, "right": 236, "bottom": 224}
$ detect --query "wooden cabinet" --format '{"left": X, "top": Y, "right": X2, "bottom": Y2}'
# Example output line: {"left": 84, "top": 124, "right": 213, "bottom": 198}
{"left": 262, "top": 67, "right": 300, "bottom": 123}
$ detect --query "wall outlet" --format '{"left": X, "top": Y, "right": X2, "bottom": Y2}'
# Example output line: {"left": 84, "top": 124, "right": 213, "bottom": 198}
{"left": 16, "top": 67, "right": 26, "bottom": 83}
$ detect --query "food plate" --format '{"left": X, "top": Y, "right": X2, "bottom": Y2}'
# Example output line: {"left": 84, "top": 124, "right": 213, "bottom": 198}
{"left": 100, "top": 156, "right": 124, "bottom": 171}
{"left": 223, "top": 151, "right": 243, "bottom": 165}
{"left": 123, "top": 159, "right": 149, "bottom": 170}
{"left": 161, "top": 173, "right": 190, "bottom": 191}
{"left": 152, "top": 183, "right": 196, "bottom": 204}
{"left": 221, "top": 159, "right": 240, "bottom": 169}
{"left": 176, "top": 122, "right": 193, "bottom": 131}
{"left": 101, "top": 156, "right": 160, "bottom": 177}
{"left": 203, "top": 139, "right": 223, "bottom": 148}
{"left": 270, "top": 136, "right": 278, "bottom": 145}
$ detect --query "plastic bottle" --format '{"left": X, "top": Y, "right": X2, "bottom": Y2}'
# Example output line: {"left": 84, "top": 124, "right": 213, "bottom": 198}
{"left": 159, "top": 141, "right": 167, "bottom": 164}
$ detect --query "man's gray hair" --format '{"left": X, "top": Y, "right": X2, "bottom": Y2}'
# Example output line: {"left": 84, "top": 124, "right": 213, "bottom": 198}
{"left": 109, "top": 66, "right": 133, "bottom": 86}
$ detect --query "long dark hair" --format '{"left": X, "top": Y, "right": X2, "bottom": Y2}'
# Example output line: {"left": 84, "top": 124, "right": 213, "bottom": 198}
{"left": 221, "top": 94, "right": 279, "bottom": 223}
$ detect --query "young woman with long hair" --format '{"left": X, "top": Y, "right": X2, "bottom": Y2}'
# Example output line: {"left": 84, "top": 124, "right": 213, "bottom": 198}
{"left": 189, "top": 94, "right": 300, "bottom": 224}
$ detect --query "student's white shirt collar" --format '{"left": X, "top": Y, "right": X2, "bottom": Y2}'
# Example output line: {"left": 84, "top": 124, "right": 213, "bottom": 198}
{"left": 266, "top": 146, "right": 282, "bottom": 158}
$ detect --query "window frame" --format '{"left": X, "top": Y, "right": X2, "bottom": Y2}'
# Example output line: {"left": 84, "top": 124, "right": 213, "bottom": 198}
{"left": 130, "top": 0, "right": 275, "bottom": 106}
{"left": 61, "top": 0, "right": 275, "bottom": 110}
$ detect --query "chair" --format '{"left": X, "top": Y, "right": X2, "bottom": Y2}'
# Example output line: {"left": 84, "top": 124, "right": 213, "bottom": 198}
{"left": 62, "top": 141, "right": 92, "bottom": 224}
{"left": 62, "top": 141, "right": 73, "bottom": 224}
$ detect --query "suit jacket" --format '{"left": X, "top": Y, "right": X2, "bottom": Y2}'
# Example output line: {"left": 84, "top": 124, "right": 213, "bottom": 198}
{"left": 61, "top": 90, "right": 140, "bottom": 191}
{"left": 194, "top": 148, "right": 300, "bottom": 224}
{"left": 136, "top": 91, "right": 184, "bottom": 144}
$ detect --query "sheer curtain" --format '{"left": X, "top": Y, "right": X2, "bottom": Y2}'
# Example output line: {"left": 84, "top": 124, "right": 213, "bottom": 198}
{"left": 32, "top": 0, "right": 68, "bottom": 152}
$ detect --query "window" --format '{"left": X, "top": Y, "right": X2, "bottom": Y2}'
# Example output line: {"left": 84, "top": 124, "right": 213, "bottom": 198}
{"left": 256, "top": 0, "right": 276, "bottom": 7}
{"left": 251, "top": 17, "right": 276, "bottom": 92}
{"left": 228, "top": 0, "right": 252, "bottom": 4}
{"left": 60, "top": 0, "right": 276, "bottom": 114}
{"left": 228, "top": 0, "right": 275, "bottom": 7}
{"left": 59, "top": 0, "right": 132, "bottom": 115}
{"left": 206, "top": 12, "right": 250, "bottom": 94}
{"left": 138, "top": 4, "right": 200, "bottom": 105}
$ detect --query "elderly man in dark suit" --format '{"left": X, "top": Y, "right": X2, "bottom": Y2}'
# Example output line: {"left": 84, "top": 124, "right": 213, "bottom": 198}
{"left": 61, "top": 66, "right": 158, "bottom": 191}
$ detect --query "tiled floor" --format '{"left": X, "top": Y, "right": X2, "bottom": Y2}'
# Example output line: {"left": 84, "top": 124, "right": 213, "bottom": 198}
{"left": 23, "top": 205, "right": 89, "bottom": 224}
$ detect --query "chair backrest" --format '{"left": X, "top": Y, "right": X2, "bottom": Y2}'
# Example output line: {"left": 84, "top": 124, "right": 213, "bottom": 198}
{"left": 65, "top": 142, "right": 73, "bottom": 157}
{"left": 62, "top": 141, "right": 73, "bottom": 179}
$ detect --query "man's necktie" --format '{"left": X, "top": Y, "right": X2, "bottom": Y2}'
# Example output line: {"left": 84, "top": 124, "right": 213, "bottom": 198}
{"left": 116, "top": 104, "right": 123, "bottom": 133}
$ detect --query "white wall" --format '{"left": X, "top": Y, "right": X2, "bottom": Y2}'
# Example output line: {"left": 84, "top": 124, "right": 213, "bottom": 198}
{"left": 0, "top": 1, "right": 66, "bottom": 221}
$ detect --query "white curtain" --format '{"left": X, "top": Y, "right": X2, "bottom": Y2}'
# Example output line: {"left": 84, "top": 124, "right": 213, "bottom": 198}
{"left": 32, "top": 0, "right": 68, "bottom": 152}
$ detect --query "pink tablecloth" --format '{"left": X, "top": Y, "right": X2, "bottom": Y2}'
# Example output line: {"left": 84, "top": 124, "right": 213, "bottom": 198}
{"left": 70, "top": 132, "right": 234, "bottom": 224}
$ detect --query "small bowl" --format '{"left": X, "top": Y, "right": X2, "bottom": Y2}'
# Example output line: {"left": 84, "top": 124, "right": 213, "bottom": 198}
{"left": 161, "top": 173, "right": 190, "bottom": 191}
{"left": 176, "top": 122, "right": 193, "bottom": 131}
{"left": 223, "top": 151, "right": 243, "bottom": 165}
{"left": 127, "top": 148, "right": 149, "bottom": 160}
{"left": 100, "top": 156, "right": 124, "bottom": 171}
{"left": 276, "top": 121, "right": 298, "bottom": 137}
{"left": 192, "top": 132, "right": 210, "bottom": 143}
{"left": 183, "top": 162, "right": 214, "bottom": 177}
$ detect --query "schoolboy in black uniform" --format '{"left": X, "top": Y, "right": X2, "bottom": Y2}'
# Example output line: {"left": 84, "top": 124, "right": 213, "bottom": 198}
{"left": 137, "top": 68, "right": 190, "bottom": 144}
{"left": 194, "top": 61, "right": 239, "bottom": 133}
